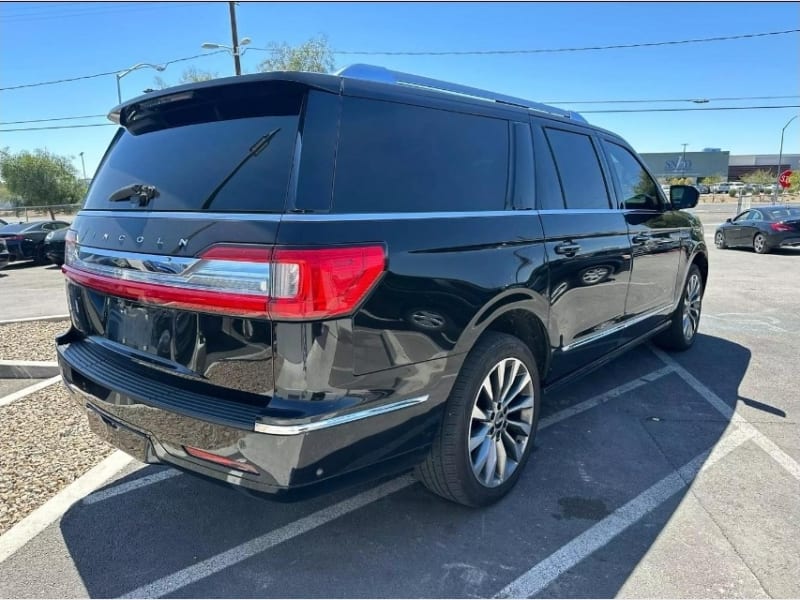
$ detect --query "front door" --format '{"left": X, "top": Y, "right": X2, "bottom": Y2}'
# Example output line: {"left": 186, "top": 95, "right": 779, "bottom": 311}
{"left": 600, "top": 140, "right": 682, "bottom": 319}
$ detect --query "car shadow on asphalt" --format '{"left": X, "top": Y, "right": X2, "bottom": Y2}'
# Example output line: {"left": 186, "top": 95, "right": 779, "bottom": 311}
{"left": 54, "top": 334, "right": 749, "bottom": 599}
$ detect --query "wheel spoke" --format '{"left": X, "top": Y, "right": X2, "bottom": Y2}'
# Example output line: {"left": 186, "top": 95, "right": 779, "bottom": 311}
{"left": 483, "top": 440, "right": 498, "bottom": 485}
{"left": 469, "top": 424, "right": 491, "bottom": 451}
{"left": 507, "top": 394, "right": 534, "bottom": 413}
{"left": 481, "top": 378, "right": 494, "bottom": 404}
{"left": 472, "top": 437, "right": 491, "bottom": 476}
{"left": 506, "top": 418, "right": 531, "bottom": 436}
{"left": 502, "top": 430, "right": 524, "bottom": 462}
{"left": 503, "top": 372, "right": 532, "bottom": 408}
{"left": 499, "top": 360, "right": 520, "bottom": 406}
{"left": 471, "top": 404, "right": 490, "bottom": 423}
{"left": 495, "top": 439, "right": 508, "bottom": 481}
{"left": 492, "top": 361, "right": 505, "bottom": 403}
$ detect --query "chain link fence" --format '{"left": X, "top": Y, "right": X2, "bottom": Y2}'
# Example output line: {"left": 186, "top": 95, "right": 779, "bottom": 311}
{"left": 0, "top": 203, "right": 82, "bottom": 224}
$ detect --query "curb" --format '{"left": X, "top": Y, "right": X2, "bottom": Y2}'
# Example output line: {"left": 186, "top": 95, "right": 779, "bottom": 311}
{"left": 0, "top": 314, "right": 70, "bottom": 325}
{"left": 0, "top": 360, "right": 60, "bottom": 379}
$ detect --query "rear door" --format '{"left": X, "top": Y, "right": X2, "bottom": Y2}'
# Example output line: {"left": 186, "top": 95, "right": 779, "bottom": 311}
{"left": 600, "top": 139, "right": 683, "bottom": 319}
{"left": 64, "top": 80, "right": 311, "bottom": 398}
{"left": 531, "top": 120, "right": 632, "bottom": 381}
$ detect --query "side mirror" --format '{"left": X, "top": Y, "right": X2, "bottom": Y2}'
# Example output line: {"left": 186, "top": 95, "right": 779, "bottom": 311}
{"left": 725, "top": 218, "right": 732, "bottom": 223}
{"left": 670, "top": 184, "right": 699, "bottom": 209}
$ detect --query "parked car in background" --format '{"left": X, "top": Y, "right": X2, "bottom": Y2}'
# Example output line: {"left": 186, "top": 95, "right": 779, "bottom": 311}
{"left": 694, "top": 183, "right": 710, "bottom": 194}
{"left": 57, "top": 65, "right": 707, "bottom": 507}
{"left": 43, "top": 227, "right": 68, "bottom": 266}
{"left": 715, "top": 206, "right": 800, "bottom": 254}
{"left": 0, "top": 239, "right": 10, "bottom": 271}
{"left": 0, "top": 220, "right": 70, "bottom": 264}
{"left": 0, "top": 218, "right": 7, "bottom": 226}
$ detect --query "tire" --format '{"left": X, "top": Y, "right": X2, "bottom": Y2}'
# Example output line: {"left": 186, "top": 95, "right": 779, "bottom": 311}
{"left": 753, "top": 233, "right": 769, "bottom": 254}
{"left": 415, "top": 332, "right": 541, "bottom": 507}
{"left": 654, "top": 264, "right": 703, "bottom": 351}
{"left": 32, "top": 245, "right": 48, "bottom": 265}
{"left": 714, "top": 231, "right": 727, "bottom": 249}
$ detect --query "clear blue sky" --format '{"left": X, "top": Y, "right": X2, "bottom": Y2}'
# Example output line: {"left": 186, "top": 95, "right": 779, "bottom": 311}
{"left": 1, "top": 1, "right": 799, "bottom": 178}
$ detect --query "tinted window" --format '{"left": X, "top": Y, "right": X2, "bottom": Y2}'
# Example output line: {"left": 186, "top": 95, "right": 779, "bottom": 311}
{"left": 333, "top": 98, "right": 509, "bottom": 212}
{"left": 733, "top": 211, "right": 751, "bottom": 222}
{"left": 544, "top": 128, "right": 610, "bottom": 210}
{"left": 84, "top": 83, "right": 303, "bottom": 213}
{"left": 603, "top": 142, "right": 663, "bottom": 210}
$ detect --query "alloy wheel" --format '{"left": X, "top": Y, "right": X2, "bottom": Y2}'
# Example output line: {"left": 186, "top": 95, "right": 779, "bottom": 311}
{"left": 682, "top": 273, "right": 703, "bottom": 341}
{"left": 468, "top": 358, "right": 535, "bottom": 488}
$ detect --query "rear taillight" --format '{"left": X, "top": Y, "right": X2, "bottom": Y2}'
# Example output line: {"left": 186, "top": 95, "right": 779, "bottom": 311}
{"left": 183, "top": 446, "right": 260, "bottom": 475}
{"left": 62, "top": 241, "right": 386, "bottom": 321}
{"left": 770, "top": 222, "right": 793, "bottom": 232}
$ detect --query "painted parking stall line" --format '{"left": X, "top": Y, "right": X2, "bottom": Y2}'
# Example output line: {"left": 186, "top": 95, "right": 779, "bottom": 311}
{"left": 651, "top": 347, "right": 800, "bottom": 481}
{"left": 494, "top": 425, "right": 755, "bottom": 599}
{"left": 82, "top": 469, "right": 182, "bottom": 506}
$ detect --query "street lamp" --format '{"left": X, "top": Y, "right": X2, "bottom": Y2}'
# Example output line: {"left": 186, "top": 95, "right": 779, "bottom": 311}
{"left": 116, "top": 62, "right": 166, "bottom": 103}
{"left": 78, "top": 152, "right": 87, "bottom": 181}
{"left": 201, "top": 37, "right": 251, "bottom": 75}
{"left": 773, "top": 115, "right": 799, "bottom": 203}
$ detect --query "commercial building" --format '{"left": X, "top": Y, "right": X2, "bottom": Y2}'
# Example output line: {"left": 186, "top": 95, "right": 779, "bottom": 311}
{"left": 640, "top": 150, "right": 800, "bottom": 184}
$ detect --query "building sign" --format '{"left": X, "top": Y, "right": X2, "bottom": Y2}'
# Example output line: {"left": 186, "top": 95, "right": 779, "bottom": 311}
{"left": 640, "top": 151, "right": 730, "bottom": 181}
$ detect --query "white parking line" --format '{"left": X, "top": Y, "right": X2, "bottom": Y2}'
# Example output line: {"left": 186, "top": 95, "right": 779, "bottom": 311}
{"left": 539, "top": 366, "right": 673, "bottom": 430}
{"left": 119, "top": 474, "right": 417, "bottom": 599}
{"left": 0, "top": 314, "right": 70, "bottom": 325}
{"left": 82, "top": 469, "right": 182, "bottom": 506}
{"left": 0, "top": 376, "right": 62, "bottom": 408}
{"left": 494, "top": 425, "right": 755, "bottom": 599}
{"left": 0, "top": 452, "right": 134, "bottom": 563}
{"left": 651, "top": 347, "right": 800, "bottom": 481}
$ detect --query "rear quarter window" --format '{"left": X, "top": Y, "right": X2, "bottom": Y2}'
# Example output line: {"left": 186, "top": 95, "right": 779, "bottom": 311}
{"left": 332, "top": 98, "right": 510, "bottom": 213}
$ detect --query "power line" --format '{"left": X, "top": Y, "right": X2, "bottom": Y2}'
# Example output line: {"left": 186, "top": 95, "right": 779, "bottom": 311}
{"left": 546, "top": 95, "right": 800, "bottom": 105}
{"left": 0, "top": 51, "right": 227, "bottom": 92}
{"left": 0, "top": 115, "right": 106, "bottom": 126}
{"left": 0, "top": 124, "right": 116, "bottom": 133}
{"left": 333, "top": 29, "right": 799, "bottom": 56}
{"left": 582, "top": 105, "right": 800, "bottom": 114}
{"left": 2, "top": 28, "right": 798, "bottom": 92}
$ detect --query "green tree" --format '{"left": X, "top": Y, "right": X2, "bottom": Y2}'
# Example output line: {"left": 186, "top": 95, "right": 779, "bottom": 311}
{"left": 788, "top": 171, "right": 800, "bottom": 193}
{"left": 153, "top": 66, "right": 219, "bottom": 90}
{"left": 0, "top": 149, "right": 86, "bottom": 219}
{"left": 741, "top": 169, "right": 775, "bottom": 186}
{"left": 701, "top": 175, "right": 722, "bottom": 188}
{"left": 257, "top": 35, "right": 335, "bottom": 73}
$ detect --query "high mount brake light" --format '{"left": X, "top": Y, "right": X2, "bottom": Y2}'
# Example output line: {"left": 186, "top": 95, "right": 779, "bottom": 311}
{"left": 62, "top": 242, "right": 386, "bottom": 321}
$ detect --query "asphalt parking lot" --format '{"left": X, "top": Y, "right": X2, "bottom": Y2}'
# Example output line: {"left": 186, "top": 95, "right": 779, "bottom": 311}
{"left": 0, "top": 262, "right": 68, "bottom": 322}
{"left": 0, "top": 208, "right": 798, "bottom": 598}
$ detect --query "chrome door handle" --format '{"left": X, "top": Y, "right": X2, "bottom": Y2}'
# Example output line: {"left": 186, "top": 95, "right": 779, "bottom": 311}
{"left": 631, "top": 234, "right": 650, "bottom": 244}
{"left": 554, "top": 242, "right": 581, "bottom": 256}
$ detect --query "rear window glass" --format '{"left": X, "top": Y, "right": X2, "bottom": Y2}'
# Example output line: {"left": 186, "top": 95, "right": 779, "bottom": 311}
{"left": 544, "top": 128, "right": 611, "bottom": 210}
{"left": 83, "top": 83, "right": 303, "bottom": 213}
{"left": 333, "top": 98, "right": 509, "bottom": 213}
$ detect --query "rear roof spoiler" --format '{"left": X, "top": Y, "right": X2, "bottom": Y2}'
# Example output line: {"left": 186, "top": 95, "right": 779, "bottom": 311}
{"left": 335, "top": 63, "right": 587, "bottom": 123}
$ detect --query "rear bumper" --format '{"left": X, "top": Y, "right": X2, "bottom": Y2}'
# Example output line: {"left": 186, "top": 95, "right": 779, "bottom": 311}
{"left": 778, "top": 237, "right": 800, "bottom": 248}
{"left": 57, "top": 330, "right": 446, "bottom": 498}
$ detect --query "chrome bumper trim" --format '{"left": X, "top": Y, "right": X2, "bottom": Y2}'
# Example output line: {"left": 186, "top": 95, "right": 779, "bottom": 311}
{"left": 254, "top": 396, "right": 429, "bottom": 436}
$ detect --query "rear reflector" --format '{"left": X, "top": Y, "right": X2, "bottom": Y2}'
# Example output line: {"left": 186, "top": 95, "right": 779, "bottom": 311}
{"left": 63, "top": 240, "right": 386, "bottom": 321}
{"left": 183, "top": 446, "right": 260, "bottom": 475}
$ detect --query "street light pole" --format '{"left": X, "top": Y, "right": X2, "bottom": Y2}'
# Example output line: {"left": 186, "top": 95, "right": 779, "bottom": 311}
{"left": 116, "top": 63, "right": 166, "bottom": 103}
{"left": 79, "top": 152, "right": 87, "bottom": 181}
{"left": 229, "top": 1, "right": 242, "bottom": 76}
{"left": 773, "top": 115, "right": 798, "bottom": 204}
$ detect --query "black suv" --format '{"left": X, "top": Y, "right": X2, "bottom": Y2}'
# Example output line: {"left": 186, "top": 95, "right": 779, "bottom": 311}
{"left": 57, "top": 65, "right": 707, "bottom": 507}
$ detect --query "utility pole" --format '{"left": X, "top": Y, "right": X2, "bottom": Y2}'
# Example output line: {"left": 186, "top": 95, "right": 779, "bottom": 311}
{"left": 680, "top": 143, "right": 688, "bottom": 179}
{"left": 229, "top": 1, "right": 242, "bottom": 76}
{"left": 773, "top": 115, "right": 798, "bottom": 204}
{"left": 79, "top": 152, "right": 87, "bottom": 181}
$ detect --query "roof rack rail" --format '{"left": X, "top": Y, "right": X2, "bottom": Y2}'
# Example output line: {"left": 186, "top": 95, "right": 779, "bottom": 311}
{"left": 335, "top": 64, "right": 587, "bottom": 123}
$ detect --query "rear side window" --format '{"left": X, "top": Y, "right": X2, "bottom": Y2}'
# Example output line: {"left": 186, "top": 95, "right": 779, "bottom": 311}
{"left": 544, "top": 128, "right": 610, "bottom": 210}
{"left": 83, "top": 82, "right": 303, "bottom": 213}
{"left": 333, "top": 98, "right": 509, "bottom": 213}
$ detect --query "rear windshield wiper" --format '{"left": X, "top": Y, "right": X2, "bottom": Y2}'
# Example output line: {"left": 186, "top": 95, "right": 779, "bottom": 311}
{"left": 108, "top": 183, "right": 160, "bottom": 206}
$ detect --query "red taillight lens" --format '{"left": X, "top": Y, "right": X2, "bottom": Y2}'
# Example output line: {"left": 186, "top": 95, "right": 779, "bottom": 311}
{"left": 269, "top": 246, "right": 386, "bottom": 320}
{"left": 771, "top": 222, "right": 792, "bottom": 232}
{"left": 62, "top": 241, "right": 386, "bottom": 321}
{"left": 183, "top": 446, "right": 260, "bottom": 475}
